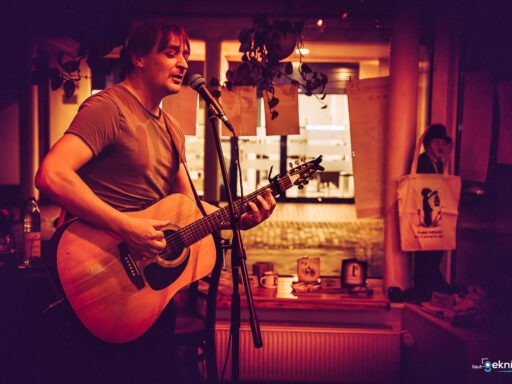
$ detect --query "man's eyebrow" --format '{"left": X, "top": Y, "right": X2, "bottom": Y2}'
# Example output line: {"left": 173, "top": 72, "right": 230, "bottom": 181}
{"left": 166, "top": 43, "right": 189, "bottom": 54}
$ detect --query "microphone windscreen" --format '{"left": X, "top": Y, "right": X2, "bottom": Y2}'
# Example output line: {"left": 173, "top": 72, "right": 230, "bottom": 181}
{"left": 189, "top": 74, "right": 206, "bottom": 90}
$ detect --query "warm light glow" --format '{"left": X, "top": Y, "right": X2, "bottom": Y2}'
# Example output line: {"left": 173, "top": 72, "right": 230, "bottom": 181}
{"left": 292, "top": 61, "right": 301, "bottom": 68}
{"left": 306, "top": 125, "right": 346, "bottom": 131}
{"left": 332, "top": 68, "right": 353, "bottom": 80}
{"left": 295, "top": 47, "right": 310, "bottom": 55}
{"left": 316, "top": 19, "right": 324, "bottom": 27}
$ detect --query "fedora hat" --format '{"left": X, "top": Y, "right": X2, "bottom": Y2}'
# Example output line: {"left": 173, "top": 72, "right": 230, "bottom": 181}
{"left": 423, "top": 124, "right": 451, "bottom": 145}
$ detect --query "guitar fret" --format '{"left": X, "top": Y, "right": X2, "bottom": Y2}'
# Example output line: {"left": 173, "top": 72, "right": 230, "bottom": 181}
{"left": 178, "top": 188, "right": 267, "bottom": 247}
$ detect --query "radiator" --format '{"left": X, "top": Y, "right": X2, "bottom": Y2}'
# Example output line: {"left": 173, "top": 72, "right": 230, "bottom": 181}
{"left": 215, "top": 323, "right": 401, "bottom": 383}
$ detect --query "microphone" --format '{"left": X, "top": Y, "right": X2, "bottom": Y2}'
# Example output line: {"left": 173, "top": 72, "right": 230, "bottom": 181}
{"left": 188, "top": 74, "right": 230, "bottom": 125}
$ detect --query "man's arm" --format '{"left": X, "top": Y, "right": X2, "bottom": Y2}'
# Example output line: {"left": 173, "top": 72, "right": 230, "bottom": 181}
{"left": 35, "top": 134, "right": 168, "bottom": 259}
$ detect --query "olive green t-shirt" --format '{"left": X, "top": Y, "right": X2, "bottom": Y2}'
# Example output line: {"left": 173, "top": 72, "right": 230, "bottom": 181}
{"left": 66, "top": 84, "right": 186, "bottom": 212}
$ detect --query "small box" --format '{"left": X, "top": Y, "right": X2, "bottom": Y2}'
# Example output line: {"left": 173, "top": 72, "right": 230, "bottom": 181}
{"left": 253, "top": 262, "right": 274, "bottom": 286}
{"left": 297, "top": 257, "right": 320, "bottom": 283}
{"left": 341, "top": 258, "right": 368, "bottom": 288}
{"left": 430, "top": 291, "right": 455, "bottom": 309}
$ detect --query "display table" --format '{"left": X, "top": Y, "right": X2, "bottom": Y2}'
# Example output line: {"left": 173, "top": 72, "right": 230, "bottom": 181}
{"left": 215, "top": 273, "right": 396, "bottom": 328}
{"left": 218, "top": 273, "right": 389, "bottom": 310}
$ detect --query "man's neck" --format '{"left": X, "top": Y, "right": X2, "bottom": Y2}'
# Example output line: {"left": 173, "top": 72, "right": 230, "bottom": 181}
{"left": 121, "top": 78, "right": 162, "bottom": 115}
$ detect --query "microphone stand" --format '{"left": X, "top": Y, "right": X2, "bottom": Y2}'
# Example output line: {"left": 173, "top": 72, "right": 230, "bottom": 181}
{"left": 205, "top": 105, "right": 262, "bottom": 384}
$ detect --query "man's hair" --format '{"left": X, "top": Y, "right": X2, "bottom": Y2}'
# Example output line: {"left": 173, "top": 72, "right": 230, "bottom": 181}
{"left": 119, "top": 19, "right": 190, "bottom": 79}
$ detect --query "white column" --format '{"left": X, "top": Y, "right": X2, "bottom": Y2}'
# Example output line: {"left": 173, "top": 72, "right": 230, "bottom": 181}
{"left": 430, "top": 0, "right": 460, "bottom": 152}
{"left": 430, "top": 1, "right": 461, "bottom": 284}
{"left": 202, "top": 38, "right": 222, "bottom": 203}
{"left": 384, "top": 0, "right": 420, "bottom": 291}
{"left": 19, "top": 41, "right": 39, "bottom": 201}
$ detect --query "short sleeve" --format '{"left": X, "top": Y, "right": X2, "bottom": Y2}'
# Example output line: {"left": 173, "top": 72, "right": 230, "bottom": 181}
{"left": 66, "top": 93, "right": 120, "bottom": 156}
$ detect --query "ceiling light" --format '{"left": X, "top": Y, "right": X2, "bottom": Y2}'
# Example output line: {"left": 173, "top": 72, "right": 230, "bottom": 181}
{"left": 295, "top": 47, "right": 310, "bottom": 55}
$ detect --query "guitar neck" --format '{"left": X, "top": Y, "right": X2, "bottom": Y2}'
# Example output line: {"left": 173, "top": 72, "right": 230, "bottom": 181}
{"left": 178, "top": 176, "right": 292, "bottom": 247}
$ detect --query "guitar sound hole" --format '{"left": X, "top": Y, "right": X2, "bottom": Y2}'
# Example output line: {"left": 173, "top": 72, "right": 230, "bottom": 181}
{"left": 144, "top": 228, "right": 190, "bottom": 291}
{"left": 160, "top": 229, "right": 185, "bottom": 261}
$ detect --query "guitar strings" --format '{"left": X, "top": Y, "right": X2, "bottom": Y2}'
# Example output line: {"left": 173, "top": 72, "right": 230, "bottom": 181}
{"left": 160, "top": 179, "right": 291, "bottom": 259}
{"left": 157, "top": 177, "right": 292, "bottom": 261}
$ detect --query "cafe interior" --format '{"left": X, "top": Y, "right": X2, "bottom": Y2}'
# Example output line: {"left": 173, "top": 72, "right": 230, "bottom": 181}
{"left": 1, "top": 0, "right": 511, "bottom": 383}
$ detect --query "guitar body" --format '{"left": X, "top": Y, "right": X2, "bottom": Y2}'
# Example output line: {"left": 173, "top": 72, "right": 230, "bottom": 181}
{"left": 57, "top": 194, "right": 216, "bottom": 343}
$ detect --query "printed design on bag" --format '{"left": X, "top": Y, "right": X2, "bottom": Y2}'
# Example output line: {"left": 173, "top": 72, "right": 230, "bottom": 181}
{"left": 418, "top": 187, "right": 441, "bottom": 227}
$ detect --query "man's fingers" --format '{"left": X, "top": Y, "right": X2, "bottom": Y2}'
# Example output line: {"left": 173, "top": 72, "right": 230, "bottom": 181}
{"left": 150, "top": 219, "right": 170, "bottom": 230}
{"left": 152, "top": 237, "right": 167, "bottom": 250}
{"left": 247, "top": 201, "right": 258, "bottom": 213}
{"left": 256, "top": 195, "right": 270, "bottom": 210}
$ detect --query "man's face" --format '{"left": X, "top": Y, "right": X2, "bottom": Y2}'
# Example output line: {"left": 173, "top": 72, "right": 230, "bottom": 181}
{"left": 141, "top": 34, "right": 190, "bottom": 96}
{"left": 426, "top": 138, "right": 447, "bottom": 161}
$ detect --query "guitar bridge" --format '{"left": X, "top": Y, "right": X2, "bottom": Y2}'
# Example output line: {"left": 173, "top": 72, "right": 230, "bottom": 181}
{"left": 118, "top": 243, "right": 145, "bottom": 290}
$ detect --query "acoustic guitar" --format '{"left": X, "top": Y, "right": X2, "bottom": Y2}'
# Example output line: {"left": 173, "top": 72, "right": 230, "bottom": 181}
{"left": 56, "top": 156, "right": 324, "bottom": 343}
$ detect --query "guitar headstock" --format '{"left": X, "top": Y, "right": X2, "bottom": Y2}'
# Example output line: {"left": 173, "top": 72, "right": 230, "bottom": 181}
{"left": 287, "top": 155, "right": 324, "bottom": 189}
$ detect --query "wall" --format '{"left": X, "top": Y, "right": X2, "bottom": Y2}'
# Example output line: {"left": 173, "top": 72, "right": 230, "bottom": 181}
{"left": 0, "top": 39, "right": 92, "bottom": 204}
{"left": 0, "top": 99, "right": 20, "bottom": 186}
{"left": 48, "top": 60, "right": 91, "bottom": 147}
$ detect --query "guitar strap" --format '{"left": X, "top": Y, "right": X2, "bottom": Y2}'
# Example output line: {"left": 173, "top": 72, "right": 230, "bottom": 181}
{"left": 163, "top": 113, "right": 209, "bottom": 218}
{"left": 163, "top": 113, "right": 223, "bottom": 283}
{"left": 182, "top": 160, "right": 209, "bottom": 218}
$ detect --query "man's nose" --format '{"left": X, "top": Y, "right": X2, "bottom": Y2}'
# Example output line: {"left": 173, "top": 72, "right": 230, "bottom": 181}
{"left": 177, "top": 54, "right": 188, "bottom": 70}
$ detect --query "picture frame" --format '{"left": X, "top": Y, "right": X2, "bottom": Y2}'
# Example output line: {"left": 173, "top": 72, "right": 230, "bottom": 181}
{"left": 341, "top": 258, "right": 368, "bottom": 288}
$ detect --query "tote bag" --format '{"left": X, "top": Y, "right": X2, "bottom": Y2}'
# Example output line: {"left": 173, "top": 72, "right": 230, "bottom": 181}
{"left": 397, "top": 133, "right": 461, "bottom": 251}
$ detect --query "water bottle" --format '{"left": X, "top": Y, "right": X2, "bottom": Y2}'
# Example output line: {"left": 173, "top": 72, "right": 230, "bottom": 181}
{"left": 18, "top": 197, "right": 41, "bottom": 269}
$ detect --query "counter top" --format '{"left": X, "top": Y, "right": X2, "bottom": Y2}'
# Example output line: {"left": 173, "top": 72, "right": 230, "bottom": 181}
{"left": 217, "top": 273, "right": 390, "bottom": 312}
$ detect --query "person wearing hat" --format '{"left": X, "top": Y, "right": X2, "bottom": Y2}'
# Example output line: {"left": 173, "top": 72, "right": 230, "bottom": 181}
{"left": 417, "top": 123, "right": 452, "bottom": 174}
{"left": 409, "top": 124, "right": 453, "bottom": 302}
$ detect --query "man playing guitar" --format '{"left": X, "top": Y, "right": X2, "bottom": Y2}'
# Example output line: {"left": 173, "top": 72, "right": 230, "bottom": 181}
{"left": 36, "top": 19, "right": 275, "bottom": 384}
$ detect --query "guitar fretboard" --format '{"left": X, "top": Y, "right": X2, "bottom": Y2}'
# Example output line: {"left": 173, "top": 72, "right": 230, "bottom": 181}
{"left": 161, "top": 154, "right": 323, "bottom": 254}
{"left": 174, "top": 175, "right": 292, "bottom": 248}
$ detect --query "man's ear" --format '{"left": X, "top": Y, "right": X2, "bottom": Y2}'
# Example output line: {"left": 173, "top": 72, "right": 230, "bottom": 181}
{"left": 131, "top": 53, "right": 144, "bottom": 69}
